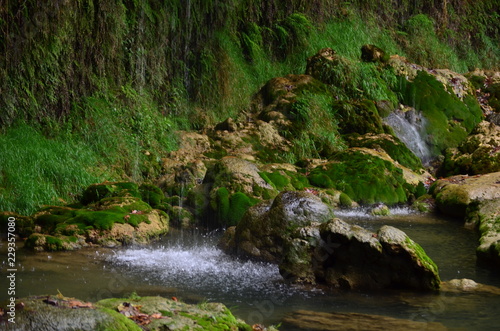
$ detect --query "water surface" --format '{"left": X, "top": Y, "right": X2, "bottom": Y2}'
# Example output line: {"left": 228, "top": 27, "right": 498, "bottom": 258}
{"left": 2, "top": 210, "right": 500, "bottom": 330}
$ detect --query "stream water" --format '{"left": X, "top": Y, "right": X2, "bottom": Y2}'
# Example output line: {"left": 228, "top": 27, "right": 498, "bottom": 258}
{"left": 2, "top": 209, "right": 500, "bottom": 330}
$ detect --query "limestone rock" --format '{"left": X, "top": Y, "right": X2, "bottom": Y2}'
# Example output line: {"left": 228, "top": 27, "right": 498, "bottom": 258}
{"left": 361, "top": 44, "right": 389, "bottom": 63}
{"left": 431, "top": 172, "right": 500, "bottom": 218}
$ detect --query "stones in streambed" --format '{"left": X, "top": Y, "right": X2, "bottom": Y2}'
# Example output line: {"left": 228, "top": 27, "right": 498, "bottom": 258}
{"left": 15, "top": 182, "right": 170, "bottom": 251}
{"left": 281, "top": 310, "right": 447, "bottom": 331}
{"left": 1, "top": 294, "right": 257, "bottom": 331}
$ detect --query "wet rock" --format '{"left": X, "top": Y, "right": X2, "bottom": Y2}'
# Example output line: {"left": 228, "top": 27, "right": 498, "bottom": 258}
{"left": 468, "top": 199, "right": 500, "bottom": 266}
{"left": 220, "top": 191, "right": 333, "bottom": 262}
{"left": 430, "top": 172, "right": 500, "bottom": 219}
{"left": 442, "top": 278, "right": 500, "bottom": 295}
{"left": 280, "top": 219, "right": 440, "bottom": 291}
{"left": 281, "top": 310, "right": 447, "bottom": 331}
{"left": 431, "top": 173, "right": 500, "bottom": 268}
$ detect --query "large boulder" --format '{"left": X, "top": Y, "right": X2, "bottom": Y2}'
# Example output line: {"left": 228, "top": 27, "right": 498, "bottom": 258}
{"left": 220, "top": 191, "right": 333, "bottom": 262}
{"left": 280, "top": 219, "right": 440, "bottom": 291}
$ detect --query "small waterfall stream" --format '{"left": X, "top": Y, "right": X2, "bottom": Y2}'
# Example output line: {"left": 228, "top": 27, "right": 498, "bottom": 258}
{"left": 384, "top": 110, "right": 432, "bottom": 164}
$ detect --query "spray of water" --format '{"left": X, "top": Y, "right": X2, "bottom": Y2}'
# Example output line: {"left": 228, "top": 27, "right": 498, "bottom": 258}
{"left": 108, "top": 231, "right": 304, "bottom": 302}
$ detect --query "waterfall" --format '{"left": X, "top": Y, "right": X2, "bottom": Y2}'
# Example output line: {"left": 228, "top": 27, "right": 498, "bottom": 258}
{"left": 384, "top": 109, "right": 432, "bottom": 165}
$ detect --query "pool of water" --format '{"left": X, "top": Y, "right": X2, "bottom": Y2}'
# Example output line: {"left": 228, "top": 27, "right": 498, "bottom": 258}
{"left": 2, "top": 210, "right": 500, "bottom": 330}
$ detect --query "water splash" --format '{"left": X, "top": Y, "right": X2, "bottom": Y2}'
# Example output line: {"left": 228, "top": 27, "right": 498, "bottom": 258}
{"left": 108, "top": 231, "right": 301, "bottom": 301}
{"left": 384, "top": 110, "right": 432, "bottom": 164}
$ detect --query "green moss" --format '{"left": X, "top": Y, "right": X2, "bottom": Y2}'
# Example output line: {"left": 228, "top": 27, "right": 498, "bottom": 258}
{"left": 259, "top": 171, "right": 291, "bottom": 191}
{"left": 215, "top": 187, "right": 230, "bottom": 224}
{"left": 339, "top": 193, "right": 353, "bottom": 208}
{"left": 308, "top": 150, "right": 413, "bottom": 205}
{"left": 404, "top": 236, "right": 441, "bottom": 289}
{"left": 139, "top": 183, "right": 165, "bottom": 208}
{"left": 81, "top": 182, "right": 141, "bottom": 205}
{"left": 346, "top": 134, "right": 423, "bottom": 172}
{"left": 228, "top": 192, "right": 258, "bottom": 226}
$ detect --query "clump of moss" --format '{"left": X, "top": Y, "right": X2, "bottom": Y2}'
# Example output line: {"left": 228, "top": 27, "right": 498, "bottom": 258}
{"left": 211, "top": 188, "right": 259, "bottom": 227}
{"left": 346, "top": 133, "right": 423, "bottom": 172}
{"left": 308, "top": 150, "right": 420, "bottom": 205}
{"left": 339, "top": 193, "right": 353, "bottom": 208}
{"left": 334, "top": 99, "right": 387, "bottom": 135}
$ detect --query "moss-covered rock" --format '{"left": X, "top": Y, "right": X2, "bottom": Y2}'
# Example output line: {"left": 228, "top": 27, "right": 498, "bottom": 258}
{"left": 308, "top": 148, "right": 425, "bottom": 205}
{"left": 334, "top": 99, "right": 387, "bottom": 135}
{"left": 430, "top": 172, "right": 500, "bottom": 219}
{"left": 440, "top": 121, "right": 500, "bottom": 176}
{"left": 2, "top": 295, "right": 255, "bottom": 331}
{"left": 81, "top": 182, "right": 141, "bottom": 205}
{"left": 469, "top": 199, "right": 500, "bottom": 267}
{"left": 308, "top": 219, "right": 441, "bottom": 290}
{"left": 346, "top": 133, "right": 423, "bottom": 172}
{"left": 1, "top": 295, "right": 140, "bottom": 331}
{"left": 23, "top": 182, "right": 169, "bottom": 251}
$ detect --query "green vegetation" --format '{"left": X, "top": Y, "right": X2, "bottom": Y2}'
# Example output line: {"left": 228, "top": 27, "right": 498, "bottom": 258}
{"left": 0, "top": 1, "right": 499, "bottom": 214}
{"left": 212, "top": 188, "right": 259, "bottom": 226}
{"left": 308, "top": 150, "right": 422, "bottom": 205}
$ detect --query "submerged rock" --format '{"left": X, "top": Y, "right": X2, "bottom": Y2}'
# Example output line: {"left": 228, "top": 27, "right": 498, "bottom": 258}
{"left": 281, "top": 310, "right": 447, "bottom": 331}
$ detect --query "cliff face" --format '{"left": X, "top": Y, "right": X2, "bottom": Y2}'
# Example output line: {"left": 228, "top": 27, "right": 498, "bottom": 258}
{"left": 1, "top": 0, "right": 499, "bottom": 127}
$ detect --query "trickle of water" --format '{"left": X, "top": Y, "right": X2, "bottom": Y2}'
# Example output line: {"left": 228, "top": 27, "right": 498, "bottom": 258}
{"left": 384, "top": 110, "right": 432, "bottom": 164}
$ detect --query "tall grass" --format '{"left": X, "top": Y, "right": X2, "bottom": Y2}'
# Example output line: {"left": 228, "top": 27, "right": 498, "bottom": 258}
{"left": 0, "top": 124, "right": 105, "bottom": 215}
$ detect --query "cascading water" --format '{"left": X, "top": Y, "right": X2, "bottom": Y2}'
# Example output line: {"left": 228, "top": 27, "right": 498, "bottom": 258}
{"left": 384, "top": 109, "right": 433, "bottom": 165}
